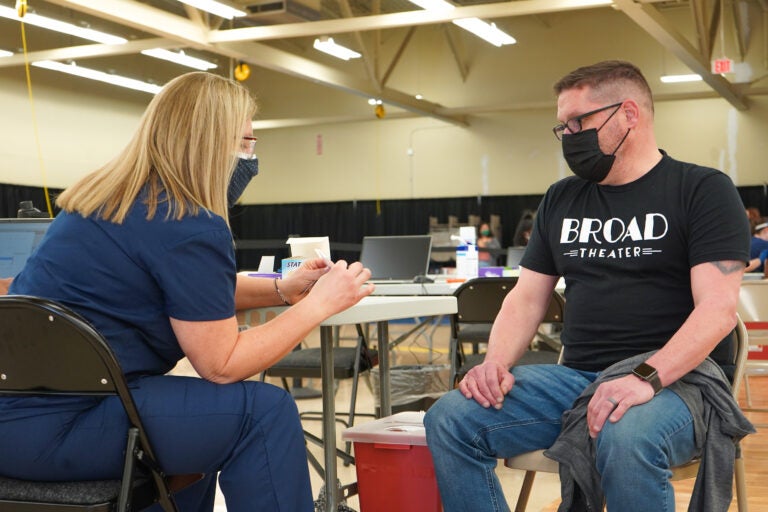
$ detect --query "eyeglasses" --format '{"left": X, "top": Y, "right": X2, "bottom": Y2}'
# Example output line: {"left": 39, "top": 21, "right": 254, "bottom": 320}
{"left": 552, "top": 102, "right": 623, "bottom": 141}
{"left": 240, "top": 136, "right": 258, "bottom": 156}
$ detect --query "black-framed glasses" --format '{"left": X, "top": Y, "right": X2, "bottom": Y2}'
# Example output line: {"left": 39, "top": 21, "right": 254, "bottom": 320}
{"left": 240, "top": 136, "right": 258, "bottom": 155}
{"left": 552, "top": 102, "right": 623, "bottom": 141}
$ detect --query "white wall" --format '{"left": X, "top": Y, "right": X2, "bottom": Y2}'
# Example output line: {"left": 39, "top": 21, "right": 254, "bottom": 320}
{"left": 240, "top": 96, "right": 768, "bottom": 204}
{"left": 0, "top": 71, "right": 146, "bottom": 188}
{"left": 1, "top": 64, "right": 766, "bottom": 203}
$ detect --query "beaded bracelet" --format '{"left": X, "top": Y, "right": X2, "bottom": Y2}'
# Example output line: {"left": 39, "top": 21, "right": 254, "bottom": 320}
{"left": 274, "top": 277, "right": 291, "bottom": 306}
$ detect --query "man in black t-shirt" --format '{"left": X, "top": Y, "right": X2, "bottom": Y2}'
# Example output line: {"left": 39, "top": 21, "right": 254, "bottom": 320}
{"left": 425, "top": 61, "right": 752, "bottom": 512}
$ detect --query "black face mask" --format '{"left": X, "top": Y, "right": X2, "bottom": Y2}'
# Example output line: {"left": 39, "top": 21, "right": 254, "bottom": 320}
{"left": 227, "top": 157, "right": 259, "bottom": 208}
{"left": 561, "top": 128, "right": 630, "bottom": 183}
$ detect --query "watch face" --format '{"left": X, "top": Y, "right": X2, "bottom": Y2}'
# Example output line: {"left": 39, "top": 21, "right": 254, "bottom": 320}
{"left": 634, "top": 362, "right": 657, "bottom": 379}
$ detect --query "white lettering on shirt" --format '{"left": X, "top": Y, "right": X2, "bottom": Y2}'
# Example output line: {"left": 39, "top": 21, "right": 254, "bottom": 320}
{"left": 560, "top": 214, "right": 667, "bottom": 260}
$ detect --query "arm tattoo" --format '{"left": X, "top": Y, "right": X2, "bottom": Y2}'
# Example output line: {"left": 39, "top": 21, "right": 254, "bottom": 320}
{"left": 710, "top": 260, "right": 744, "bottom": 275}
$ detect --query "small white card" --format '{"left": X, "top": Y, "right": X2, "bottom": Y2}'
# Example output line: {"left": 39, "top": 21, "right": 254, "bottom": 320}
{"left": 257, "top": 255, "right": 275, "bottom": 273}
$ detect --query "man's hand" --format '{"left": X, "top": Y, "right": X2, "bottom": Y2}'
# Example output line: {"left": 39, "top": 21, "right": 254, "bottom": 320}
{"left": 586, "top": 374, "right": 655, "bottom": 438}
{"left": 458, "top": 360, "right": 515, "bottom": 409}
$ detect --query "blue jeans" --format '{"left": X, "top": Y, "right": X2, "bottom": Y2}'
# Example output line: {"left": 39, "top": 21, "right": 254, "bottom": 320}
{"left": 424, "top": 364, "right": 697, "bottom": 512}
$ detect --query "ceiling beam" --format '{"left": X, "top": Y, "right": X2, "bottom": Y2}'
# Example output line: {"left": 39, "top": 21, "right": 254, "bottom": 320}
{"left": 40, "top": 0, "right": 466, "bottom": 125}
{"left": 731, "top": 0, "right": 750, "bottom": 60}
{"left": 46, "top": 0, "right": 208, "bottom": 47}
{"left": 689, "top": 0, "right": 719, "bottom": 60}
{"left": 0, "top": 38, "right": 178, "bottom": 68}
{"left": 381, "top": 27, "right": 416, "bottom": 87}
{"left": 337, "top": 0, "right": 380, "bottom": 91}
{"left": 613, "top": 0, "right": 748, "bottom": 110}
{"left": 209, "top": 0, "right": 614, "bottom": 43}
{"left": 443, "top": 25, "right": 470, "bottom": 83}
{"left": 212, "top": 40, "right": 468, "bottom": 126}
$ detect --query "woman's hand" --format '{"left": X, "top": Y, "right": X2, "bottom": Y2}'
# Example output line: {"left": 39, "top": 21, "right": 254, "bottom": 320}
{"left": 278, "top": 257, "right": 332, "bottom": 304}
{"left": 303, "top": 260, "right": 374, "bottom": 317}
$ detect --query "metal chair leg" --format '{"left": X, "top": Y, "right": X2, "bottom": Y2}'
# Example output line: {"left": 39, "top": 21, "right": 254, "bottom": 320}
{"left": 514, "top": 470, "right": 536, "bottom": 512}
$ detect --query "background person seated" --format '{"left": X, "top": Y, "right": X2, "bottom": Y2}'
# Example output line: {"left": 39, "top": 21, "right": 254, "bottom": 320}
{"left": 477, "top": 222, "right": 501, "bottom": 267}
{"left": 746, "top": 220, "right": 768, "bottom": 273}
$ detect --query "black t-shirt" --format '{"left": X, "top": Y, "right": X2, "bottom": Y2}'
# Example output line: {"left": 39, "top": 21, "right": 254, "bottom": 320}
{"left": 521, "top": 152, "right": 750, "bottom": 372}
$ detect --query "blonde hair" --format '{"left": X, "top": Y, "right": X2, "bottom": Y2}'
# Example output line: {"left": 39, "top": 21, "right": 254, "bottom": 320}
{"left": 57, "top": 72, "right": 257, "bottom": 225}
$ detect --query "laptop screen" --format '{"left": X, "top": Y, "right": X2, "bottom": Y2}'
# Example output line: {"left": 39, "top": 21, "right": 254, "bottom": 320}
{"left": 359, "top": 235, "right": 433, "bottom": 281}
{"left": 0, "top": 218, "right": 53, "bottom": 278}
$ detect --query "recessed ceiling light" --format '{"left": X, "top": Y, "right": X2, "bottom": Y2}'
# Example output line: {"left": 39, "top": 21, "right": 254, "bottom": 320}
{"left": 660, "top": 74, "right": 702, "bottom": 83}
{"left": 407, "top": 0, "right": 516, "bottom": 47}
{"left": 32, "top": 60, "right": 162, "bottom": 94}
{"left": 314, "top": 37, "right": 361, "bottom": 61}
{"left": 176, "top": 0, "right": 247, "bottom": 20}
{"left": 0, "top": 6, "right": 127, "bottom": 45}
{"left": 141, "top": 48, "right": 217, "bottom": 71}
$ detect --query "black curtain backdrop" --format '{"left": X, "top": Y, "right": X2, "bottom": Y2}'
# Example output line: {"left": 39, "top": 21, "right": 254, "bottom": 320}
{"left": 228, "top": 194, "right": 544, "bottom": 269}
{"left": 3, "top": 182, "right": 767, "bottom": 270}
{"left": 0, "top": 184, "right": 61, "bottom": 218}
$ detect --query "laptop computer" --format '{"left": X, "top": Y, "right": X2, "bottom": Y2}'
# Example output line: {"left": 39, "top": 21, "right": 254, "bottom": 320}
{"left": 0, "top": 218, "right": 53, "bottom": 278}
{"left": 359, "top": 235, "right": 432, "bottom": 283}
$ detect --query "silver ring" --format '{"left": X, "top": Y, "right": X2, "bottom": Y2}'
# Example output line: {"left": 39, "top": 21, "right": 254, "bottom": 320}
{"left": 606, "top": 397, "right": 618, "bottom": 407}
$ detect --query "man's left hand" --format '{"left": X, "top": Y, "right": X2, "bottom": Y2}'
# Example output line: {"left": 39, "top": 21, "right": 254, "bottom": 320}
{"left": 587, "top": 375, "right": 655, "bottom": 438}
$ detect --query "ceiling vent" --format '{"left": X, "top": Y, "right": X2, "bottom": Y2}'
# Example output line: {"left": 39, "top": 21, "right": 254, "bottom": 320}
{"left": 242, "top": 1, "right": 321, "bottom": 24}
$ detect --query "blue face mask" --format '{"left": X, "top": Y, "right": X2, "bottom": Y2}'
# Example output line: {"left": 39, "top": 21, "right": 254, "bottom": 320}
{"left": 228, "top": 157, "right": 259, "bottom": 207}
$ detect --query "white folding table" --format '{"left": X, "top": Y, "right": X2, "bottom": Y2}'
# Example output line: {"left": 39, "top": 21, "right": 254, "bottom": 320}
{"left": 245, "top": 295, "right": 458, "bottom": 511}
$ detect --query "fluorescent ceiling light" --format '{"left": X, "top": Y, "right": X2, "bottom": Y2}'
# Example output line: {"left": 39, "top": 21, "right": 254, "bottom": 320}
{"left": 141, "top": 48, "right": 217, "bottom": 70}
{"left": 453, "top": 18, "right": 516, "bottom": 47}
{"left": 407, "top": 1, "right": 515, "bottom": 47}
{"left": 313, "top": 37, "right": 361, "bottom": 61}
{"left": 176, "top": 0, "right": 247, "bottom": 20}
{"left": 409, "top": 0, "right": 454, "bottom": 11}
{"left": 0, "top": 49, "right": 13, "bottom": 58}
{"left": 32, "top": 60, "right": 162, "bottom": 94}
{"left": 660, "top": 74, "right": 702, "bottom": 83}
{"left": 0, "top": 6, "right": 127, "bottom": 45}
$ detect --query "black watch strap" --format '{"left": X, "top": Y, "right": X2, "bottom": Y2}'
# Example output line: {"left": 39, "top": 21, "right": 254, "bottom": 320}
{"left": 632, "top": 362, "right": 663, "bottom": 395}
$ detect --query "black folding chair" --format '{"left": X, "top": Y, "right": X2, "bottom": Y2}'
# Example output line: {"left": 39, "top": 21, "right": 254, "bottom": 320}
{"left": 0, "top": 295, "right": 200, "bottom": 512}
{"left": 450, "top": 277, "right": 565, "bottom": 386}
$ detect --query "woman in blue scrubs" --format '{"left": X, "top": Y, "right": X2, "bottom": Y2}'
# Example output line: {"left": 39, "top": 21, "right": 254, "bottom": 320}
{"left": 1, "top": 71, "right": 373, "bottom": 512}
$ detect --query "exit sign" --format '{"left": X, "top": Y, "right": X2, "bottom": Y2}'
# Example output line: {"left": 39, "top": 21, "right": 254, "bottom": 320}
{"left": 711, "top": 58, "right": 733, "bottom": 74}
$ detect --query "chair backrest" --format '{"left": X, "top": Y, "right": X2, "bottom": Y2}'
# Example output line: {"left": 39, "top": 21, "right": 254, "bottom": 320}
{"left": 0, "top": 295, "right": 176, "bottom": 511}
{"left": 452, "top": 277, "right": 565, "bottom": 332}
{"left": 453, "top": 277, "right": 519, "bottom": 327}
{"left": 0, "top": 294, "right": 152, "bottom": 434}
{"left": 737, "top": 280, "right": 768, "bottom": 323}
{"left": 0, "top": 296, "right": 128, "bottom": 396}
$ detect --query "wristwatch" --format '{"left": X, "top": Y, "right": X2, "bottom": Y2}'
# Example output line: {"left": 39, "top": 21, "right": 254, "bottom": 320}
{"left": 632, "top": 362, "right": 663, "bottom": 395}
